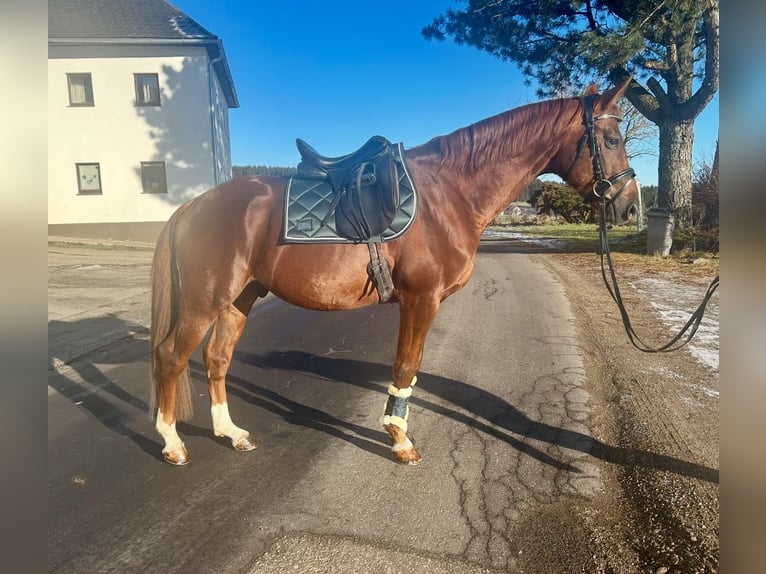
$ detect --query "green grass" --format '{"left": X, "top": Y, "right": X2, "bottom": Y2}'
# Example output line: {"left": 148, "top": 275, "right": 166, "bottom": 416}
{"left": 487, "top": 221, "right": 719, "bottom": 268}
{"left": 487, "top": 222, "right": 645, "bottom": 253}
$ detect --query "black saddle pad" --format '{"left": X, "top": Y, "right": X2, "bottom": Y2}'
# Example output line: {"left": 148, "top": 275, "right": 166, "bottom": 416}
{"left": 282, "top": 142, "right": 417, "bottom": 244}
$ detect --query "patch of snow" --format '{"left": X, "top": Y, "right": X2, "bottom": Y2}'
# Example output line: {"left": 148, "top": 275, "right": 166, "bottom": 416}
{"left": 628, "top": 276, "right": 719, "bottom": 374}
{"left": 650, "top": 366, "right": 684, "bottom": 381}
{"left": 652, "top": 364, "right": 719, "bottom": 405}
{"left": 482, "top": 229, "right": 566, "bottom": 249}
{"left": 687, "top": 383, "right": 720, "bottom": 399}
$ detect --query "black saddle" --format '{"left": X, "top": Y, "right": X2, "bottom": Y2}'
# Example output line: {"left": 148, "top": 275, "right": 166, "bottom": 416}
{"left": 296, "top": 136, "right": 390, "bottom": 170}
{"left": 295, "top": 135, "right": 401, "bottom": 243}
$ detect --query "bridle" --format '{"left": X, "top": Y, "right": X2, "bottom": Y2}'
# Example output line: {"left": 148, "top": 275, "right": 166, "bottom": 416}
{"left": 568, "top": 94, "right": 719, "bottom": 353}
{"left": 564, "top": 93, "right": 635, "bottom": 223}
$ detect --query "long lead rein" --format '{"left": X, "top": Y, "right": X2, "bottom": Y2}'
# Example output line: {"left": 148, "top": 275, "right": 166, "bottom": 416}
{"left": 597, "top": 201, "right": 719, "bottom": 353}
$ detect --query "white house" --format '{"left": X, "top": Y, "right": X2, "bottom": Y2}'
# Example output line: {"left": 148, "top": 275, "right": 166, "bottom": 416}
{"left": 48, "top": 0, "right": 239, "bottom": 242}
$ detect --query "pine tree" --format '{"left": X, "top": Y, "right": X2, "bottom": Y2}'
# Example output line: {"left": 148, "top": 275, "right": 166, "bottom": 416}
{"left": 423, "top": 0, "right": 719, "bottom": 225}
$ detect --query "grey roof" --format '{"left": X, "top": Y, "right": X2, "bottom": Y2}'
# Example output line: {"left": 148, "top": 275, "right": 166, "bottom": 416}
{"left": 48, "top": 0, "right": 238, "bottom": 107}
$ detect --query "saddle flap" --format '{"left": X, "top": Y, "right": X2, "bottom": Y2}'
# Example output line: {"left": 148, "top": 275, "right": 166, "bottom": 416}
{"left": 335, "top": 152, "right": 400, "bottom": 241}
{"left": 370, "top": 152, "right": 399, "bottom": 219}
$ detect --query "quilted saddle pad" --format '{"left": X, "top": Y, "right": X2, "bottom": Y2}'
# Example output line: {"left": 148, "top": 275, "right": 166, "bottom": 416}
{"left": 282, "top": 142, "right": 417, "bottom": 244}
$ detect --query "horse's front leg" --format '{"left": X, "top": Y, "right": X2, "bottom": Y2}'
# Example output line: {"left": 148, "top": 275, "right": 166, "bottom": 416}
{"left": 385, "top": 293, "right": 440, "bottom": 464}
{"left": 203, "top": 303, "right": 257, "bottom": 452}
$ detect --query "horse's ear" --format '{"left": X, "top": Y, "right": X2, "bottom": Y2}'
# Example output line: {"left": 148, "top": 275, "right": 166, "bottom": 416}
{"left": 582, "top": 83, "right": 599, "bottom": 96}
{"left": 600, "top": 77, "right": 632, "bottom": 108}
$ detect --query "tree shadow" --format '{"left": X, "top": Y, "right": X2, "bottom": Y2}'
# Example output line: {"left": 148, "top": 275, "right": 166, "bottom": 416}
{"left": 478, "top": 236, "right": 611, "bottom": 255}
{"left": 133, "top": 56, "right": 230, "bottom": 207}
{"left": 232, "top": 350, "right": 718, "bottom": 483}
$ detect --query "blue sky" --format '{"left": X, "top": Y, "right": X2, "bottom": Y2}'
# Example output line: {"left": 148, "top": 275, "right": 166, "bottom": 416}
{"left": 172, "top": 0, "right": 719, "bottom": 187}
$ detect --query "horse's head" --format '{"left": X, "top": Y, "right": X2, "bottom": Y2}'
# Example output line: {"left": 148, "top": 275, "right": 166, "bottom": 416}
{"left": 557, "top": 79, "right": 640, "bottom": 225}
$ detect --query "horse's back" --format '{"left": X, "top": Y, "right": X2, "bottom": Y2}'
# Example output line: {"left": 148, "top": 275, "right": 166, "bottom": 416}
{"left": 190, "top": 175, "right": 284, "bottom": 217}
{"left": 164, "top": 176, "right": 285, "bottom": 300}
{"left": 174, "top": 175, "right": 284, "bottom": 240}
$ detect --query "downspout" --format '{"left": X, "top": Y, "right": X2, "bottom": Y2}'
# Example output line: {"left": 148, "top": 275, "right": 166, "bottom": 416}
{"left": 208, "top": 49, "right": 223, "bottom": 186}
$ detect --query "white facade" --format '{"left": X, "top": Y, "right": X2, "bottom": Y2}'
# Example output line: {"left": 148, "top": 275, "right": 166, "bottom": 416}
{"left": 48, "top": 43, "right": 233, "bottom": 229}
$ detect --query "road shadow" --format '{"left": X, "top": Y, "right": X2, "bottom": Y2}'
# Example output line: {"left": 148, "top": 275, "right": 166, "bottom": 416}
{"left": 48, "top": 314, "right": 718, "bottom": 483}
{"left": 478, "top": 237, "right": 567, "bottom": 254}
{"left": 477, "top": 234, "right": 643, "bottom": 256}
{"left": 48, "top": 316, "right": 210, "bottom": 464}
{"left": 187, "top": 358, "right": 395, "bottom": 462}
{"left": 48, "top": 315, "right": 392, "bottom": 465}
{"left": 232, "top": 350, "right": 718, "bottom": 484}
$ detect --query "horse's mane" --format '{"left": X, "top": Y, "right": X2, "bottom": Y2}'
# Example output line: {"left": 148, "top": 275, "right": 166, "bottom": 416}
{"left": 434, "top": 97, "right": 582, "bottom": 174}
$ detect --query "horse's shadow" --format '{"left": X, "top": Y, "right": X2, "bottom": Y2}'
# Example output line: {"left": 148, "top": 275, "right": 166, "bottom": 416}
{"left": 48, "top": 316, "right": 718, "bottom": 484}
{"left": 231, "top": 349, "right": 719, "bottom": 484}
{"left": 187, "top": 357, "right": 396, "bottom": 461}
{"left": 48, "top": 316, "right": 210, "bottom": 464}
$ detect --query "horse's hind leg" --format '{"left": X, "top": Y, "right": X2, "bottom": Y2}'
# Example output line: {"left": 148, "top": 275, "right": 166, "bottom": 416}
{"left": 203, "top": 282, "right": 265, "bottom": 452}
{"left": 385, "top": 293, "right": 440, "bottom": 465}
{"left": 154, "top": 318, "right": 212, "bottom": 465}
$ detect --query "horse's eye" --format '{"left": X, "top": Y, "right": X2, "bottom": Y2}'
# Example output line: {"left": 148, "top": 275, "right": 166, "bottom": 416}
{"left": 604, "top": 135, "right": 621, "bottom": 149}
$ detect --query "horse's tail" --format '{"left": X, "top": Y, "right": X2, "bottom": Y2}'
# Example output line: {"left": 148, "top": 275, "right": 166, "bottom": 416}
{"left": 149, "top": 203, "right": 193, "bottom": 422}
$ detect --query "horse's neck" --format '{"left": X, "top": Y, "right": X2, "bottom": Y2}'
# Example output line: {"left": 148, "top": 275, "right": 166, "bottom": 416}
{"left": 466, "top": 157, "right": 547, "bottom": 229}
{"left": 426, "top": 100, "right": 575, "bottom": 229}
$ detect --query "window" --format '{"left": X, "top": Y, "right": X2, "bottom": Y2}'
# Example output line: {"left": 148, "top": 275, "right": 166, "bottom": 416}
{"left": 67, "top": 73, "right": 94, "bottom": 106}
{"left": 76, "top": 163, "right": 102, "bottom": 194}
{"left": 134, "top": 73, "right": 160, "bottom": 106}
{"left": 141, "top": 162, "right": 167, "bottom": 193}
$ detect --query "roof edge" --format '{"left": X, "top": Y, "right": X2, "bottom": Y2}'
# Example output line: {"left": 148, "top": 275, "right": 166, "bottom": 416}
{"left": 50, "top": 37, "right": 215, "bottom": 45}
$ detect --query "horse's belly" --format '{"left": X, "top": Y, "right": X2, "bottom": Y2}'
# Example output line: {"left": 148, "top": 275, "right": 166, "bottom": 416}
{"left": 263, "top": 245, "right": 380, "bottom": 311}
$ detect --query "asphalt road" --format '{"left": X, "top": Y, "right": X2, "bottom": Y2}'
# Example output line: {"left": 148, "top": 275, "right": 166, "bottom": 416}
{"left": 47, "top": 236, "right": 719, "bottom": 573}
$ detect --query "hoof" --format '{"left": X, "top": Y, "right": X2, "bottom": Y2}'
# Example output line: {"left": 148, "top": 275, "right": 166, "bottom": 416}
{"left": 233, "top": 433, "right": 258, "bottom": 452}
{"left": 163, "top": 444, "right": 190, "bottom": 466}
{"left": 384, "top": 423, "right": 422, "bottom": 465}
{"left": 393, "top": 446, "right": 422, "bottom": 465}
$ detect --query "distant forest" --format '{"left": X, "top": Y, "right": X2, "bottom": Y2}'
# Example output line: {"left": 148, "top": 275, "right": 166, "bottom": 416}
{"left": 232, "top": 165, "right": 297, "bottom": 177}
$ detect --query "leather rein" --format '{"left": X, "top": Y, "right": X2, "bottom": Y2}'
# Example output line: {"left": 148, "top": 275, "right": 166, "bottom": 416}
{"left": 575, "top": 94, "right": 720, "bottom": 353}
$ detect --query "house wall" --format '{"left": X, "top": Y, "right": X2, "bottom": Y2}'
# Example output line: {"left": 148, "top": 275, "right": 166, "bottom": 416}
{"left": 209, "top": 59, "right": 232, "bottom": 187}
{"left": 48, "top": 44, "right": 232, "bottom": 238}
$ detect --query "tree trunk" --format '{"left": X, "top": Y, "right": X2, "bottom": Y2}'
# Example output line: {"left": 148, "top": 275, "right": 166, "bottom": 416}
{"left": 657, "top": 120, "right": 695, "bottom": 226}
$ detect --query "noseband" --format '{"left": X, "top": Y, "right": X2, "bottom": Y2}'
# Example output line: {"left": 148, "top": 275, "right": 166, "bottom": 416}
{"left": 564, "top": 94, "right": 635, "bottom": 218}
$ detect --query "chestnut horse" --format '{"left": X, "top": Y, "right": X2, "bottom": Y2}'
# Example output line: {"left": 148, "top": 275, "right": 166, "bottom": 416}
{"left": 150, "top": 80, "right": 638, "bottom": 465}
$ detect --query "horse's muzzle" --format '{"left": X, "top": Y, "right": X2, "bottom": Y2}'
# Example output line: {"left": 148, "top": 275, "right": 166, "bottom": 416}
{"left": 589, "top": 168, "right": 638, "bottom": 225}
{"left": 601, "top": 195, "right": 638, "bottom": 225}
